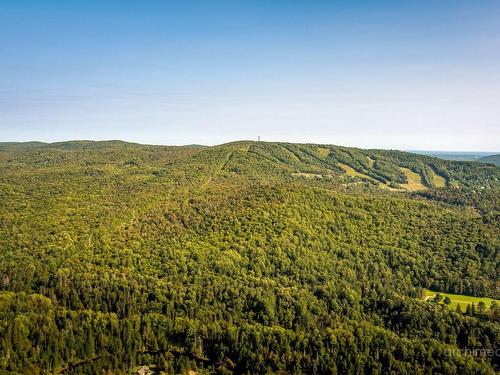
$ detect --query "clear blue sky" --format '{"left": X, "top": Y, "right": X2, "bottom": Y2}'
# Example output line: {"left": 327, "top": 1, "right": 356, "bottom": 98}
{"left": 1, "top": 0, "right": 499, "bottom": 150}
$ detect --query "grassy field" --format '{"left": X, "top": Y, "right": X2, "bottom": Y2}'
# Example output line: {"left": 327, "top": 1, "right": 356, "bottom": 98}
{"left": 429, "top": 167, "right": 447, "bottom": 187}
{"left": 317, "top": 147, "right": 331, "bottom": 158}
{"left": 399, "top": 167, "right": 427, "bottom": 191}
{"left": 338, "top": 162, "right": 364, "bottom": 177}
{"left": 423, "top": 289, "right": 498, "bottom": 313}
{"left": 337, "top": 162, "right": 402, "bottom": 191}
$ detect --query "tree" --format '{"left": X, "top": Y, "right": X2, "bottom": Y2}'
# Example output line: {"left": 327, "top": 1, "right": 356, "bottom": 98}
{"left": 488, "top": 303, "right": 500, "bottom": 322}
{"left": 455, "top": 303, "right": 462, "bottom": 314}
{"left": 466, "top": 304, "right": 472, "bottom": 316}
{"left": 433, "top": 293, "right": 442, "bottom": 303}
{"left": 477, "top": 301, "right": 486, "bottom": 315}
{"left": 443, "top": 296, "right": 451, "bottom": 305}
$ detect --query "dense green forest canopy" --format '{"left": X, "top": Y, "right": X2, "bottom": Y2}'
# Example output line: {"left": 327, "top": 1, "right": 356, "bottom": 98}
{"left": 0, "top": 140, "right": 499, "bottom": 374}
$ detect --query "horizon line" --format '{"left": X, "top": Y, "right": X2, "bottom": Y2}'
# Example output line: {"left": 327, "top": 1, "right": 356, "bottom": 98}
{"left": 0, "top": 138, "right": 499, "bottom": 154}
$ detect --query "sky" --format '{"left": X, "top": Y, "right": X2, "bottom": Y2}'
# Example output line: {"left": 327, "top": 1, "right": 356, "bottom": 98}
{"left": 1, "top": 0, "right": 499, "bottom": 151}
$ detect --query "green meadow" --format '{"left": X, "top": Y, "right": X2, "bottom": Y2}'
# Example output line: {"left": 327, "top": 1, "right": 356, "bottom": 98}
{"left": 423, "top": 289, "right": 499, "bottom": 313}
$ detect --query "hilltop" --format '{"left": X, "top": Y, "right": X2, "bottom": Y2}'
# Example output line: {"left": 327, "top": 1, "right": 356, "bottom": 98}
{"left": 2, "top": 140, "right": 497, "bottom": 214}
{"left": 1, "top": 140, "right": 497, "bottom": 188}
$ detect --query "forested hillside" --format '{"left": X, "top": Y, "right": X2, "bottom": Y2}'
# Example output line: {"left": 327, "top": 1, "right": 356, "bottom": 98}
{"left": 0, "top": 141, "right": 499, "bottom": 374}
{"left": 480, "top": 154, "right": 500, "bottom": 166}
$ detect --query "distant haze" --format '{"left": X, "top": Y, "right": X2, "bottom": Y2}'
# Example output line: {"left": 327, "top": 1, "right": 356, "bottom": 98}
{"left": 1, "top": 1, "right": 499, "bottom": 151}
{"left": 409, "top": 151, "right": 498, "bottom": 162}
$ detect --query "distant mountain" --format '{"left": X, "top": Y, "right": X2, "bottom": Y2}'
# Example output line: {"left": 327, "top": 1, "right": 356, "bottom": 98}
{"left": 1, "top": 140, "right": 498, "bottom": 191}
{"left": 479, "top": 154, "right": 500, "bottom": 166}
{"left": 409, "top": 150, "right": 498, "bottom": 162}
{"left": 0, "top": 141, "right": 48, "bottom": 150}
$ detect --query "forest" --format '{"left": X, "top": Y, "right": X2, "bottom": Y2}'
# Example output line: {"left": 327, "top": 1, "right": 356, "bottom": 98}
{"left": 0, "top": 140, "right": 498, "bottom": 374}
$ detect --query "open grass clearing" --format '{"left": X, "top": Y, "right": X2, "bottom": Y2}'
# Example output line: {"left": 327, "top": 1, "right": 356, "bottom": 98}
{"left": 317, "top": 147, "right": 331, "bottom": 158}
{"left": 428, "top": 167, "right": 447, "bottom": 187}
{"left": 399, "top": 167, "right": 426, "bottom": 191}
{"left": 338, "top": 162, "right": 402, "bottom": 191}
{"left": 423, "top": 289, "right": 498, "bottom": 313}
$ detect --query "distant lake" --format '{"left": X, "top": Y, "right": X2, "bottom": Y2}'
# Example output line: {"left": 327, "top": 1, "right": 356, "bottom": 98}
{"left": 408, "top": 151, "right": 498, "bottom": 162}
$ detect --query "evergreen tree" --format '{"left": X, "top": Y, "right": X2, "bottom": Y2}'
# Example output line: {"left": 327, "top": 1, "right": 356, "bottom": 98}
{"left": 477, "top": 301, "right": 486, "bottom": 315}
{"left": 466, "top": 304, "right": 472, "bottom": 316}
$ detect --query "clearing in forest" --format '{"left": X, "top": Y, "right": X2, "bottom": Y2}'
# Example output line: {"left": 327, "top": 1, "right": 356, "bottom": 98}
{"left": 338, "top": 162, "right": 364, "bottom": 177}
{"left": 317, "top": 147, "right": 331, "bottom": 158}
{"left": 423, "top": 289, "right": 498, "bottom": 313}
{"left": 399, "top": 167, "right": 426, "bottom": 191}
{"left": 292, "top": 172, "right": 324, "bottom": 179}
{"left": 428, "top": 167, "right": 447, "bottom": 187}
{"left": 338, "top": 162, "right": 400, "bottom": 191}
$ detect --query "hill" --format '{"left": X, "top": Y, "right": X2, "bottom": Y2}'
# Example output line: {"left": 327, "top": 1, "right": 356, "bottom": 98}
{"left": 479, "top": 154, "right": 500, "bottom": 166}
{"left": 0, "top": 141, "right": 499, "bottom": 374}
{"left": 410, "top": 150, "right": 497, "bottom": 162}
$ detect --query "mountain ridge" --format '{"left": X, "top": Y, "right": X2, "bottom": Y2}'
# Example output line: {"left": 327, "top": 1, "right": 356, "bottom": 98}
{"left": 1, "top": 140, "right": 498, "bottom": 200}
